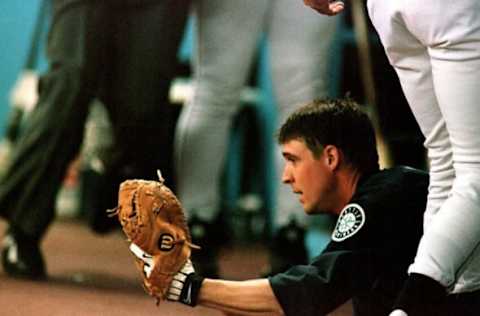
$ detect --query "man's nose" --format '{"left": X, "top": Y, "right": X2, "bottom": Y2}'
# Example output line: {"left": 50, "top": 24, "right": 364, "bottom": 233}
{"left": 282, "top": 166, "right": 292, "bottom": 184}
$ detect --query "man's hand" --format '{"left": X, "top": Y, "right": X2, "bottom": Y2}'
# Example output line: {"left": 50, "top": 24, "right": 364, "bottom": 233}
{"left": 303, "top": 0, "right": 345, "bottom": 16}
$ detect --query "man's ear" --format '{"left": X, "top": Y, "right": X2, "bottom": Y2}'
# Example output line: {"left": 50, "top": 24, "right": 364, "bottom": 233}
{"left": 323, "top": 145, "right": 341, "bottom": 170}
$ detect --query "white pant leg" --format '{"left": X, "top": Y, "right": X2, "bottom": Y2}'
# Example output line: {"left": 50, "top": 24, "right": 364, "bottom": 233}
{"left": 267, "top": 0, "right": 339, "bottom": 228}
{"left": 174, "top": 0, "right": 269, "bottom": 221}
{"left": 367, "top": 0, "right": 454, "bottom": 228}
{"left": 368, "top": 0, "right": 480, "bottom": 292}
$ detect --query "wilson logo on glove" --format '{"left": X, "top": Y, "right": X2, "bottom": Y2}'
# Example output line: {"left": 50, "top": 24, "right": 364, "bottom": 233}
{"left": 159, "top": 234, "right": 175, "bottom": 251}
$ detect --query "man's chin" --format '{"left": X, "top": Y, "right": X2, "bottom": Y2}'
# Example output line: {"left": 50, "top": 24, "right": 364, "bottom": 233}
{"left": 304, "top": 206, "right": 325, "bottom": 215}
{"left": 303, "top": 205, "right": 317, "bottom": 215}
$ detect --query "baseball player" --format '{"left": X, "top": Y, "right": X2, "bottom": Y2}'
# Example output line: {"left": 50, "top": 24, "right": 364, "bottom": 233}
{"left": 130, "top": 99, "right": 443, "bottom": 315}
{"left": 304, "top": 1, "right": 480, "bottom": 316}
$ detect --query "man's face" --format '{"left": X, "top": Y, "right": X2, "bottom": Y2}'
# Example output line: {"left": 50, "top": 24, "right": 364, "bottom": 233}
{"left": 281, "top": 139, "right": 336, "bottom": 214}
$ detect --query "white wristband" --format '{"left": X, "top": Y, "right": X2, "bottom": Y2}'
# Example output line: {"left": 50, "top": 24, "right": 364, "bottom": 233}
{"left": 167, "top": 259, "right": 195, "bottom": 301}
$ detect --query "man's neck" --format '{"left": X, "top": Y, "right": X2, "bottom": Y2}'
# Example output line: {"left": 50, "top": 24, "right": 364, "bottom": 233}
{"left": 332, "top": 167, "right": 362, "bottom": 215}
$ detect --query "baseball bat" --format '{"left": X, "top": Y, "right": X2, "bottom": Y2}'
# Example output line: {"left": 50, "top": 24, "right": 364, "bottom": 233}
{"left": 350, "top": 0, "right": 392, "bottom": 168}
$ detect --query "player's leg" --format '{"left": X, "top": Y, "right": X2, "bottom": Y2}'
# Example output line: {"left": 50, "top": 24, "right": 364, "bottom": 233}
{"left": 175, "top": 0, "right": 269, "bottom": 218}
{"left": 412, "top": 0, "right": 480, "bottom": 294}
{"left": 369, "top": 0, "right": 480, "bottom": 302}
{"left": 173, "top": 0, "right": 269, "bottom": 276}
{"left": 367, "top": 0, "right": 453, "bottom": 228}
{"left": 0, "top": 0, "right": 102, "bottom": 279}
{"left": 89, "top": 0, "right": 191, "bottom": 233}
{"left": 266, "top": 0, "right": 339, "bottom": 273}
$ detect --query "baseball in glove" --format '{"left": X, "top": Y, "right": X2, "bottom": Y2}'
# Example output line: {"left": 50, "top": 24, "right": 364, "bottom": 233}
{"left": 109, "top": 170, "right": 199, "bottom": 304}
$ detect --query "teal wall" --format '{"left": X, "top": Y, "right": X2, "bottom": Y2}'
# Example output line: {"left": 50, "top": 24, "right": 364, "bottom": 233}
{"left": 0, "top": 0, "right": 46, "bottom": 135}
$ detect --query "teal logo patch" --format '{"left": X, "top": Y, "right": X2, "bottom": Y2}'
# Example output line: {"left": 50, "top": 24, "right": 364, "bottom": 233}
{"left": 332, "top": 203, "right": 365, "bottom": 242}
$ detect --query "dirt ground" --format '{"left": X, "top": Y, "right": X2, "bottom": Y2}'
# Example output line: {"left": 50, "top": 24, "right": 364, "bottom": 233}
{"left": 0, "top": 219, "right": 352, "bottom": 316}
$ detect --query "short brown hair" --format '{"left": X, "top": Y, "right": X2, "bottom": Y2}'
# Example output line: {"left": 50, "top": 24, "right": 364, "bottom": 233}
{"left": 278, "top": 98, "right": 379, "bottom": 174}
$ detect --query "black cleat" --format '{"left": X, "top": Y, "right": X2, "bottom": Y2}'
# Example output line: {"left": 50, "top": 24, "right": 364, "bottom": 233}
{"left": 1, "top": 229, "right": 46, "bottom": 280}
{"left": 188, "top": 215, "right": 220, "bottom": 278}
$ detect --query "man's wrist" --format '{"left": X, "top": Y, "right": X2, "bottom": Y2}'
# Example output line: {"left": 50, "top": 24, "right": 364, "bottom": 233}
{"left": 167, "top": 259, "right": 203, "bottom": 305}
{"left": 178, "top": 273, "right": 205, "bottom": 307}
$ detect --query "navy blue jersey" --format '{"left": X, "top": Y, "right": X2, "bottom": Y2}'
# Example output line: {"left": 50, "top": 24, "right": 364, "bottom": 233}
{"left": 269, "top": 166, "right": 429, "bottom": 316}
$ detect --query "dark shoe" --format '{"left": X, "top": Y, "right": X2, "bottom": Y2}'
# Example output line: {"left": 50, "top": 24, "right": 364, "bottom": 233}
{"left": 188, "top": 215, "right": 220, "bottom": 278}
{"left": 81, "top": 168, "right": 120, "bottom": 235}
{"left": 1, "top": 229, "right": 46, "bottom": 280}
{"left": 264, "top": 218, "right": 308, "bottom": 276}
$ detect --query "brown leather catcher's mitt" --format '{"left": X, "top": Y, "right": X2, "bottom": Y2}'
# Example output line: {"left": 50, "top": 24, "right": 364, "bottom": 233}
{"left": 111, "top": 171, "right": 199, "bottom": 303}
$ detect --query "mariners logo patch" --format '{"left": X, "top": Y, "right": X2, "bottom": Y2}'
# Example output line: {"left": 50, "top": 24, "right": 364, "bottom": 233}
{"left": 332, "top": 203, "right": 365, "bottom": 242}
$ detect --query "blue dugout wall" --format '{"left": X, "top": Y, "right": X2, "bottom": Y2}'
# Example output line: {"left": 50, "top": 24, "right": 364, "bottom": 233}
{"left": 0, "top": 1, "right": 48, "bottom": 135}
